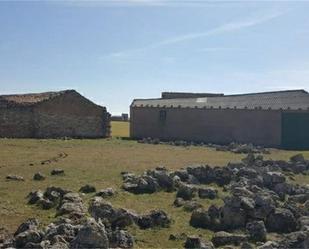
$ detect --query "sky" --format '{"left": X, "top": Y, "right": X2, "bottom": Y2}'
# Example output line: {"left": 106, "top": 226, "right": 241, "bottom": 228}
{"left": 0, "top": 0, "right": 309, "bottom": 114}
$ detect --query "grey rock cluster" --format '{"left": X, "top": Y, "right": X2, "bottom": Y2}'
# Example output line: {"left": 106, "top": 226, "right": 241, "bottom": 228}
{"left": 3, "top": 193, "right": 171, "bottom": 248}
{"left": 121, "top": 153, "right": 309, "bottom": 248}
{"left": 138, "top": 138, "right": 270, "bottom": 154}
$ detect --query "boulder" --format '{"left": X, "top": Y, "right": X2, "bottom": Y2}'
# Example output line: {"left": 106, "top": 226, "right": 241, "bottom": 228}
{"left": 70, "top": 218, "right": 109, "bottom": 249}
{"left": 137, "top": 210, "right": 171, "bottom": 229}
{"left": 88, "top": 197, "right": 136, "bottom": 229}
{"left": 14, "top": 229, "right": 43, "bottom": 248}
{"left": 51, "top": 169, "right": 65, "bottom": 176}
{"left": 109, "top": 230, "right": 134, "bottom": 248}
{"left": 33, "top": 172, "right": 46, "bottom": 181}
{"left": 183, "top": 201, "right": 203, "bottom": 212}
{"left": 79, "top": 184, "right": 96, "bottom": 193}
{"left": 198, "top": 187, "right": 218, "bottom": 199}
{"left": 246, "top": 221, "right": 267, "bottom": 242}
{"left": 27, "top": 191, "right": 44, "bottom": 205}
{"left": 266, "top": 208, "right": 297, "bottom": 233}
{"left": 14, "top": 218, "right": 39, "bottom": 236}
{"left": 190, "top": 208, "right": 221, "bottom": 231}
{"left": 123, "top": 175, "right": 160, "bottom": 194}
{"left": 263, "top": 172, "right": 286, "bottom": 188}
{"left": 184, "top": 236, "right": 214, "bottom": 249}
{"left": 278, "top": 231, "right": 309, "bottom": 249}
{"left": 211, "top": 231, "right": 247, "bottom": 247}
{"left": 56, "top": 193, "right": 86, "bottom": 217}
{"left": 176, "top": 184, "right": 196, "bottom": 200}
{"left": 290, "top": 154, "right": 305, "bottom": 163}
{"left": 173, "top": 198, "right": 186, "bottom": 207}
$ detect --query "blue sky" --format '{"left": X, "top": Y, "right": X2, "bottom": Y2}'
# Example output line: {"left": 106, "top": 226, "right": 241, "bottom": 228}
{"left": 0, "top": 0, "right": 309, "bottom": 114}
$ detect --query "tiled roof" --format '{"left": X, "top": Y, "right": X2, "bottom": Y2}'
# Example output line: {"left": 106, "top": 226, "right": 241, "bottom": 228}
{"left": 131, "top": 90, "right": 309, "bottom": 111}
{"left": 0, "top": 90, "right": 74, "bottom": 106}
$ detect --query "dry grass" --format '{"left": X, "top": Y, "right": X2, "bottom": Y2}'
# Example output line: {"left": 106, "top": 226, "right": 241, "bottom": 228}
{"left": 111, "top": 121, "right": 130, "bottom": 138}
{"left": 0, "top": 123, "right": 308, "bottom": 248}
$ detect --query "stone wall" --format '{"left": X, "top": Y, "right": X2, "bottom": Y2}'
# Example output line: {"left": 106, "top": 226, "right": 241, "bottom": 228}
{"left": 130, "top": 107, "right": 282, "bottom": 147}
{"left": 0, "top": 106, "right": 34, "bottom": 138}
{"left": 0, "top": 91, "right": 110, "bottom": 138}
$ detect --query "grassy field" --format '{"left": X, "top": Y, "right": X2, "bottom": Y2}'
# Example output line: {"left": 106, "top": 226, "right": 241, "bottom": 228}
{"left": 111, "top": 121, "right": 130, "bottom": 137}
{"left": 0, "top": 122, "right": 308, "bottom": 248}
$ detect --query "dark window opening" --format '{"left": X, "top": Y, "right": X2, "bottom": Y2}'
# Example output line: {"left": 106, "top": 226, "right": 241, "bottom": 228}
{"left": 159, "top": 110, "right": 167, "bottom": 121}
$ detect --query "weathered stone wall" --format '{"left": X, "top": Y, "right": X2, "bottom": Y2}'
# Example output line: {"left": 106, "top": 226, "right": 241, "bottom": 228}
{"left": 0, "top": 106, "right": 34, "bottom": 138}
{"left": 34, "top": 91, "right": 110, "bottom": 138}
{"left": 130, "top": 107, "right": 282, "bottom": 147}
{"left": 0, "top": 91, "right": 110, "bottom": 138}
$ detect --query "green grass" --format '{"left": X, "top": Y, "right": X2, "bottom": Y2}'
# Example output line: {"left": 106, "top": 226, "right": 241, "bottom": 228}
{"left": 0, "top": 133, "right": 308, "bottom": 248}
{"left": 111, "top": 121, "right": 130, "bottom": 138}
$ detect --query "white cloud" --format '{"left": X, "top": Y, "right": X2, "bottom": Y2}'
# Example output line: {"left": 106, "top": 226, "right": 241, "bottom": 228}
{"left": 104, "top": 10, "right": 286, "bottom": 58}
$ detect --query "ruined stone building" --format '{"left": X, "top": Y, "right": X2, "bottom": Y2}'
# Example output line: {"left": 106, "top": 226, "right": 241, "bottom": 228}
{"left": 130, "top": 90, "right": 309, "bottom": 149}
{"left": 0, "top": 90, "right": 110, "bottom": 138}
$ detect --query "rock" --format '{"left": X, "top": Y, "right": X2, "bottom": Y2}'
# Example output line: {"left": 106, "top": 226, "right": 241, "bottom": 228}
{"left": 51, "top": 169, "right": 64, "bottom": 176}
{"left": 109, "top": 230, "right": 134, "bottom": 248}
{"left": 246, "top": 221, "right": 267, "bottom": 242}
{"left": 220, "top": 205, "right": 246, "bottom": 230}
{"left": 96, "top": 188, "right": 116, "bottom": 198}
{"left": 176, "top": 184, "right": 196, "bottom": 200}
{"left": 79, "top": 184, "right": 96, "bottom": 193}
{"left": 70, "top": 218, "right": 109, "bottom": 249}
{"left": 198, "top": 187, "right": 218, "bottom": 199}
{"left": 241, "top": 242, "right": 255, "bottom": 249}
{"left": 37, "top": 198, "right": 55, "bottom": 210}
{"left": 148, "top": 169, "right": 174, "bottom": 191}
{"left": 88, "top": 197, "right": 135, "bottom": 229}
{"left": 266, "top": 208, "right": 297, "bottom": 233}
{"left": 14, "top": 218, "right": 39, "bottom": 236}
{"left": 15, "top": 230, "right": 43, "bottom": 248}
{"left": 169, "top": 233, "right": 187, "bottom": 241}
{"left": 183, "top": 201, "right": 203, "bottom": 212}
{"left": 184, "top": 236, "right": 214, "bottom": 249}
{"left": 56, "top": 193, "right": 86, "bottom": 217}
{"left": 211, "top": 231, "right": 247, "bottom": 247}
{"left": 288, "top": 194, "right": 309, "bottom": 204}
{"left": 190, "top": 208, "right": 221, "bottom": 231}
{"left": 290, "top": 154, "right": 305, "bottom": 163}
{"left": 44, "top": 222, "right": 78, "bottom": 243}
{"left": 173, "top": 197, "right": 186, "bottom": 207}
{"left": 6, "top": 174, "right": 24, "bottom": 181}
{"left": 299, "top": 216, "right": 309, "bottom": 231}
{"left": 137, "top": 210, "right": 171, "bottom": 229}
{"left": 33, "top": 172, "right": 46, "bottom": 181}
{"left": 257, "top": 241, "right": 279, "bottom": 249}
{"left": 27, "top": 191, "right": 44, "bottom": 205}
{"left": 123, "top": 175, "right": 160, "bottom": 194}
{"left": 263, "top": 172, "right": 286, "bottom": 188}
{"left": 278, "top": 231, "right": 309, "bottom": 249}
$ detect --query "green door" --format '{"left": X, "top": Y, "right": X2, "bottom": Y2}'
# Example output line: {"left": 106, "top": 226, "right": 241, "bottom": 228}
{"left": 281, "top": 112, "right": 309, "bottom": 150}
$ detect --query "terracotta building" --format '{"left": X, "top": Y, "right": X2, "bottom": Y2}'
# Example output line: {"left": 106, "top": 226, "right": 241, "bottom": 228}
{"left": 130, "top": 90, "right": 309, "bottom": 149}
{"left": 0, "top": 90, "right": 110, "bottom": 138}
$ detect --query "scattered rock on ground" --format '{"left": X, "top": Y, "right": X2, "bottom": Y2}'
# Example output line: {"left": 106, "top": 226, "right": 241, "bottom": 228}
{"left": 79, "top": 184, "right": 96, "bottom": 193}
{"left": 33, "top": 172, "right": 46, "bottom": 181}
{"left": 51, "top": 169, "right": 65, "bottom": 176}
{"left": 6, "top": 175, "right": 24, "bottom": 181}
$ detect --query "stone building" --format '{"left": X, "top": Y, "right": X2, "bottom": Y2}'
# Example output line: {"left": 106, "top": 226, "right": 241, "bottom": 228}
{"left": 0, "top": 90, "right": 110, "bottom": 138}
{"left": 130, "top": 90, "right": 309, "bottom": 149}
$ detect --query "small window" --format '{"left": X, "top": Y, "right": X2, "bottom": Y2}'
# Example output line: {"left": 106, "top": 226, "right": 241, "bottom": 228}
{"left": 159, "top": 110, "right": 167, "bottom": 121}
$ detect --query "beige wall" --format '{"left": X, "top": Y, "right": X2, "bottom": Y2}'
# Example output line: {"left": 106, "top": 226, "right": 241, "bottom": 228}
{"left": 130, "top": 107, "right": 282, "bottom": 147}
